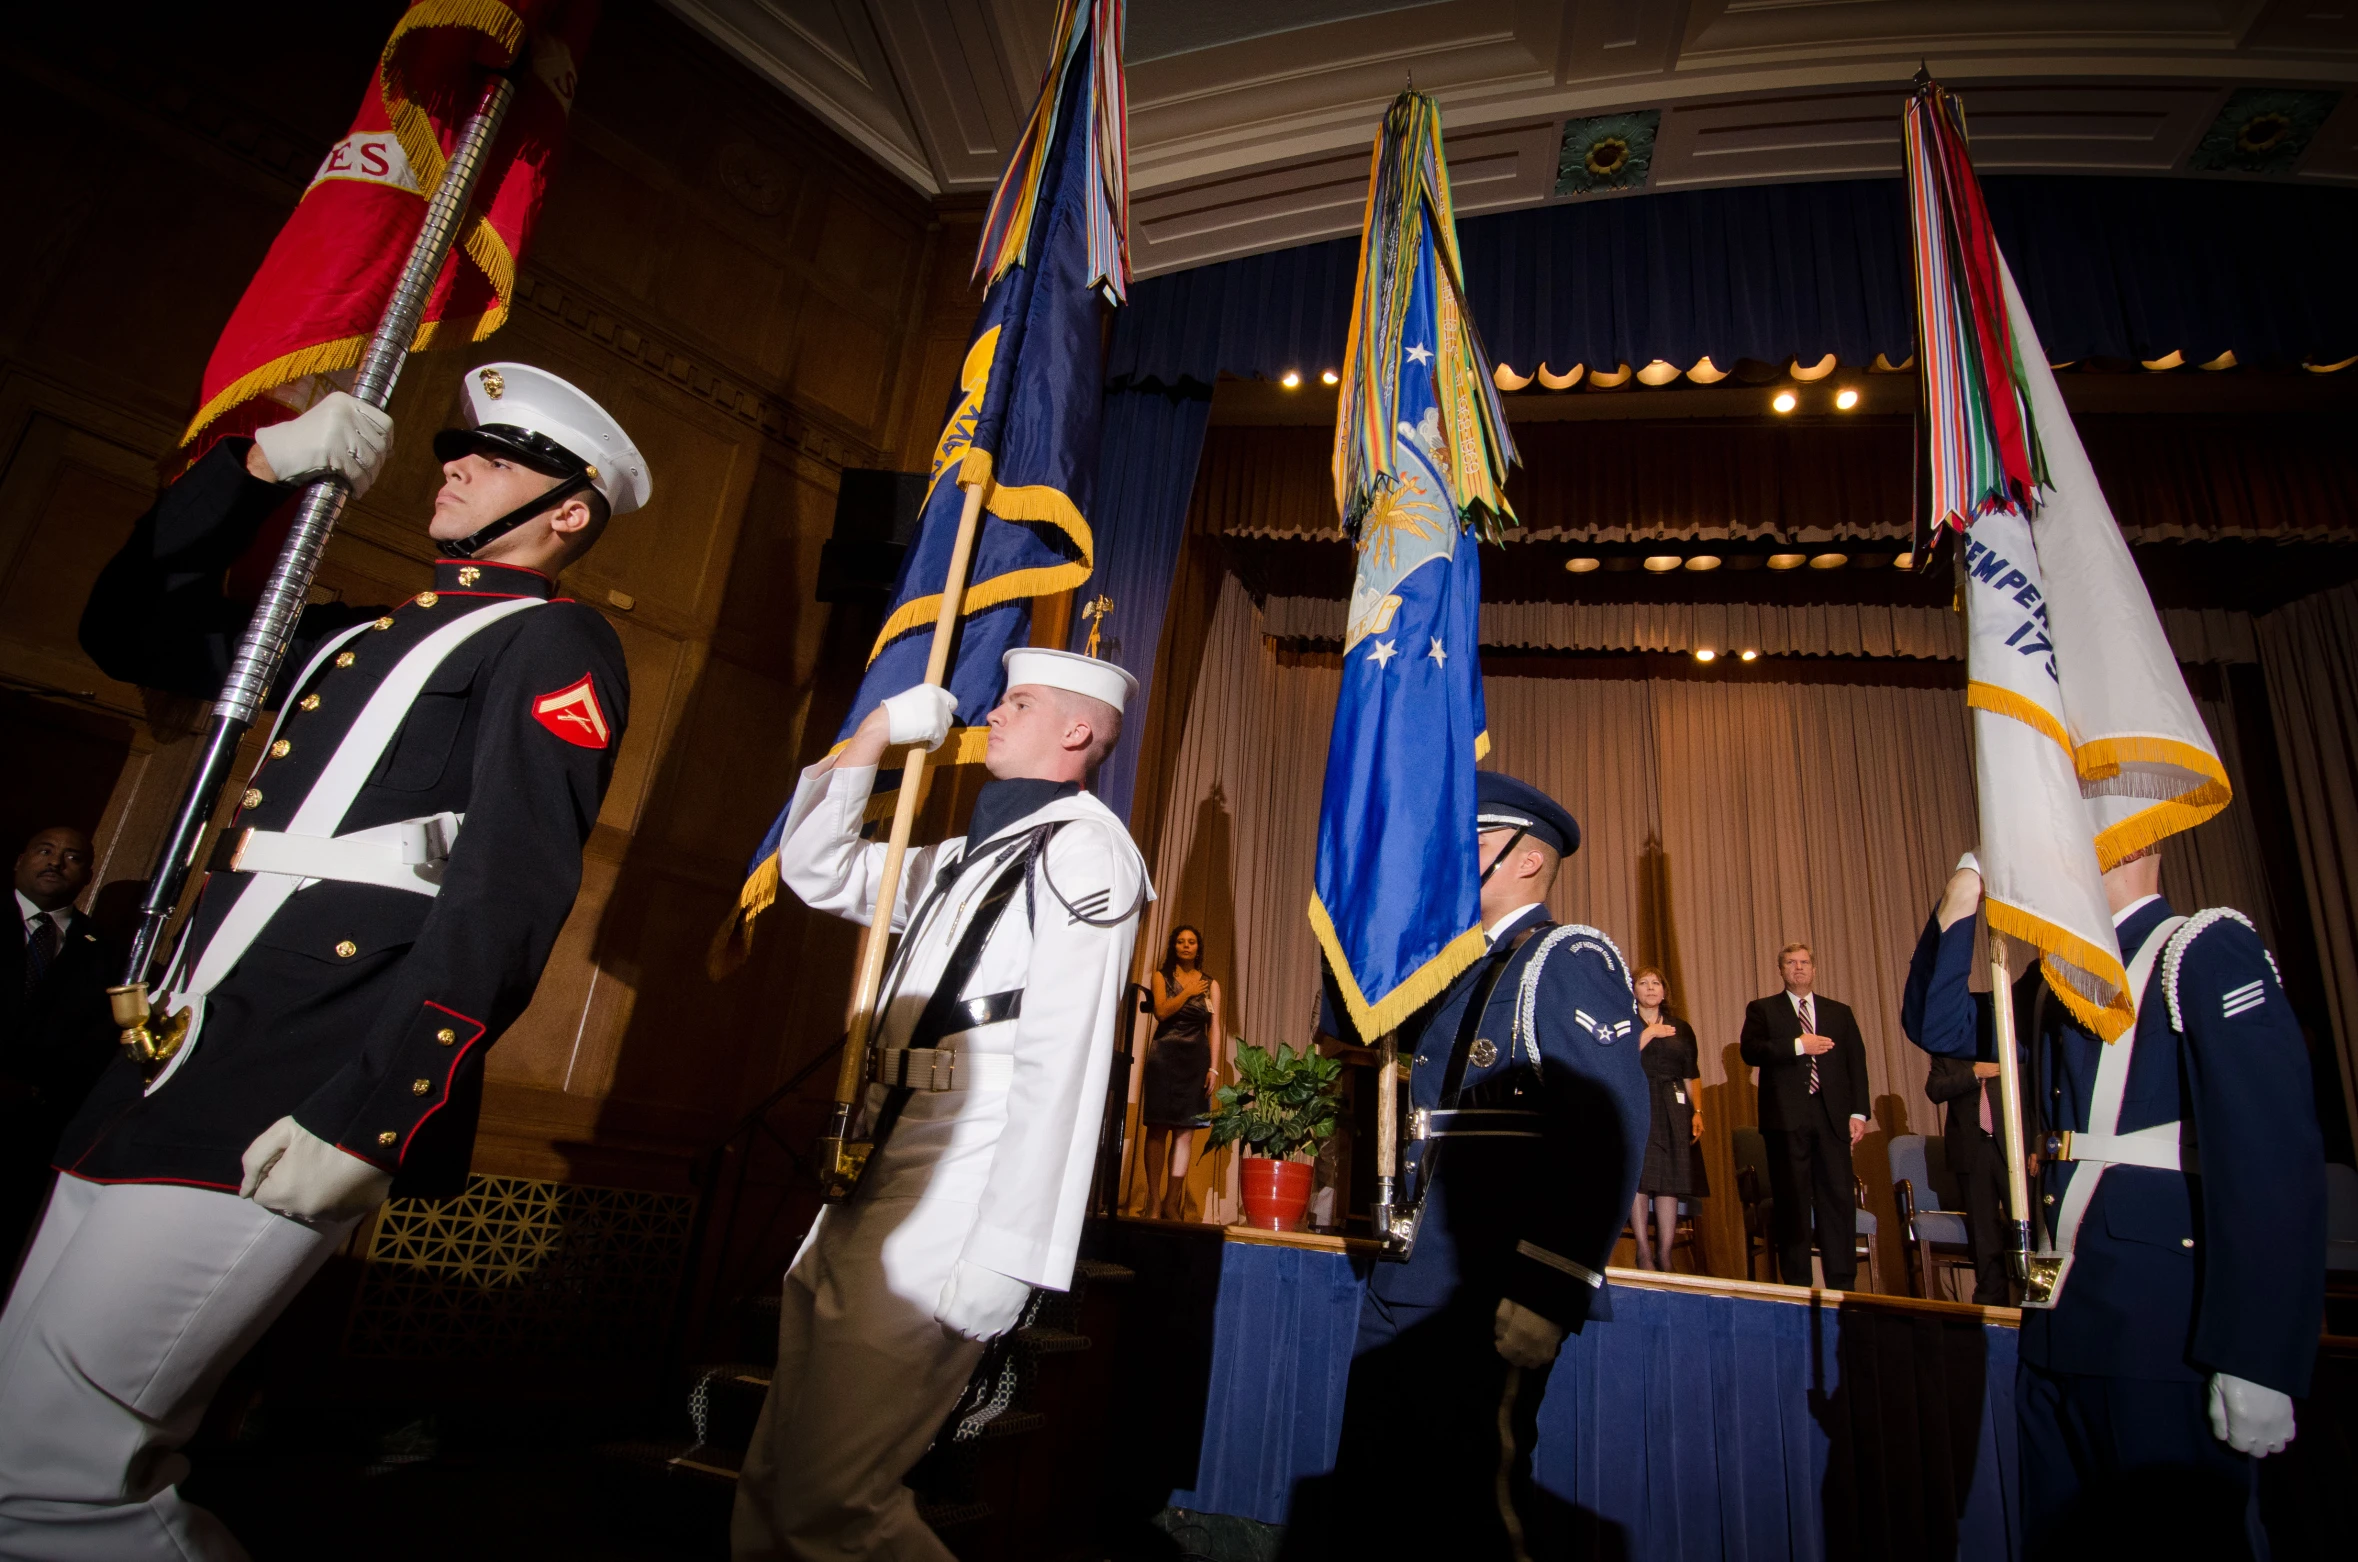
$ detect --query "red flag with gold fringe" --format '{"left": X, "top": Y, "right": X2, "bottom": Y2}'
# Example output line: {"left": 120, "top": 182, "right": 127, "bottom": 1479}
{"left": 182, "top": 0, "right": 596, "bottom": 462}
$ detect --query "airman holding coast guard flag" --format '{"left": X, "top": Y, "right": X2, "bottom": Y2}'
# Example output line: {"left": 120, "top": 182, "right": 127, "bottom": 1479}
{"left": 731, "top": 650, "right": 1148, "bottom": 1561}
{"left": 1898, "top": 78, "right": 2323, "bottom": 1558}
{"left": 0, "top": 363, "right": 648, "bottom": 1559}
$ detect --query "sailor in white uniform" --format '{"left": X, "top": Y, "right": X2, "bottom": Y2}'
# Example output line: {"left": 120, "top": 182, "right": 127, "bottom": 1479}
{"left": 732, "top": 648, "right": 1150, "bottom": 1562}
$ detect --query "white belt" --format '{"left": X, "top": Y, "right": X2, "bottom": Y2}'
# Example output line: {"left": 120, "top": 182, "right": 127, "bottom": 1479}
{"left": 873, "top": 1047, "right": 1015, "bottom": 1093}
{"left": 231, "top": 812, "right": 463, "bottom": 897}
{"left": 2049, "top": 1124, "right": 2197, "bottom": 1174}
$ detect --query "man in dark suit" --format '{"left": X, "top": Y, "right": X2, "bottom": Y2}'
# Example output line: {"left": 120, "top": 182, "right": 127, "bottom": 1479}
{"left": 1922, "top": 1052, "right": 2007, "bottom": 1303}
{"left": 1739, "top": 942, "right": 1870, "bottom": 1288}
{"left": 1903, "top": 896, "right": 2009, "bottom": 1304}
{"left": 3, "top": 826, "right": 117, "bottom": 1270}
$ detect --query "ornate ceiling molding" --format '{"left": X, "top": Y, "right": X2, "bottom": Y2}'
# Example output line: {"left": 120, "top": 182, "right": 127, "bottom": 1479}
{"left": 664, "top": 0, "right": 2358, "bottom": 275}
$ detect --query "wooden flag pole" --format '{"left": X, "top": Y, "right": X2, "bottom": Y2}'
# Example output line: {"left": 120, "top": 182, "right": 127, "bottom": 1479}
{"left": 1372, "top": 1030, "right": 1400, "bottom": 1249}
{"left": 1987, "top": 928, "right": 2036, "bottom": 1280}
{"left": 815, "top": 475, "right": 991, "bottom": 1196}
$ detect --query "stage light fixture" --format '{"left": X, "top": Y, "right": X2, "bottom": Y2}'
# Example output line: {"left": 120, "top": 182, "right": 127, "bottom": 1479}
{"left": 1693, "top": 648, "right": 1718, "bottom": 663}
{"left": 1684, "top": 555, "right": 1722, "bottom": 572}
{"left": 1281, "top": 370, "right": 1301, "bottom": 388}
{"left": 1835, "top": 388, "right": 1860, "bottom": 410}
{"left": 1772, "top": 390, "right": 1797, "bottom": 414}
{"left": 1740, "top": 649, "right": 1759, "bottom": 662}
{"left": 1767, "top": 553, "right": 1807, "bottom": 570}
{"left": 1809, "top": 552, "right": 1849, "bottom": 569}
{"left": 1643, "top": 555, "right": 1682, "bottom": 572}
{"left": 1321, "top": 369, "right": 1339, "bottom": 385}
{"left": 1565, "top": 557, "right": 1601, "bottom": 573}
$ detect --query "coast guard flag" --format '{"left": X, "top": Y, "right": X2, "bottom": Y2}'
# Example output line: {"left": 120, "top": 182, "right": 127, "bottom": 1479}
{"left": 1909, "top": 80, "right": 2228, "bottom": 1041}
{"left": 725, "top": 0, "right": 1127, "bottom": 957}
{"left": 1312, "top": 92, "right": 1518, "bottom": 1041}
{"left": 184, "top": 0, "right": 596, "bottom": 463}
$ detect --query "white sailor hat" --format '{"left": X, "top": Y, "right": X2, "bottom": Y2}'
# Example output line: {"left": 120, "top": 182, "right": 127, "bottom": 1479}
{"left": 1002, "top": 647, "right": 1138, "bottom": 713}
{"left": 434, "top": 362, "right": 652, "bottom": 516}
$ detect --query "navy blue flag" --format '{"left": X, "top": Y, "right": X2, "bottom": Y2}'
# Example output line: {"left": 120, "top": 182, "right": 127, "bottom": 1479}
{"left": 1312, "top": 92, "right": 1515, "bottom": 1040}
{"left": 728, "top": 2, "right": 1126, "bottom": 949}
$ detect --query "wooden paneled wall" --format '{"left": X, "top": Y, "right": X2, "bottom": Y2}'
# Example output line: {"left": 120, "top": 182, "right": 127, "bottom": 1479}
{"left": 0, "top": 2, "right": 979, "bottom": 1202}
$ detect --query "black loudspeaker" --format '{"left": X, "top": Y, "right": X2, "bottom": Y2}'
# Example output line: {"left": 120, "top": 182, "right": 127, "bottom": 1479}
{"left": 818, "top": 468, "right": 927, "bottom": 602}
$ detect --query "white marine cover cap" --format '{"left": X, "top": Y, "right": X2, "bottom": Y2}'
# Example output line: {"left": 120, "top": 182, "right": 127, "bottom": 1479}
{"left": 1002, "top": 647, "right": 1138, "bottom": 713}
{"left": 450, "top": 362, "right": 653, "bottom": 516}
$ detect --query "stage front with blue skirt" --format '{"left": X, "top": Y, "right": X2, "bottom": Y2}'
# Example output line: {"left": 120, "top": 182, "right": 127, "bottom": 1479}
{"left": 1104, "top": 1226, "right": 2021, "bottom": 1561}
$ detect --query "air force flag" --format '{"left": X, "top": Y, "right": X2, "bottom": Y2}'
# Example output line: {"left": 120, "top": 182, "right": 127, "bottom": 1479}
{"left": 1312, "top": 91, "right": 1517, "bottom": 1040}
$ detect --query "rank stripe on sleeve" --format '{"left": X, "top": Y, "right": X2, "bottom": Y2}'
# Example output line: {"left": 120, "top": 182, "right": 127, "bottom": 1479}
{"left": 532, "top": 673, "right": 610, "bottom": 748}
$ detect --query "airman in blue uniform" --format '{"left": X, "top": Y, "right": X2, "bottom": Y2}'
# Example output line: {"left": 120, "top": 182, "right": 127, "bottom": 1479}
{"left": 1315, "top": 773, "right": 1649, "bottom": 1557}
{"left": 1902, "top": 849, "right": 2323, "bottom": 1560}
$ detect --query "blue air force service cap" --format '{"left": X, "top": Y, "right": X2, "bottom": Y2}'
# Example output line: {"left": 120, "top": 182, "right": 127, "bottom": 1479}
{"left": 1476, "top": 772, "right": 1581, "bottom": 857}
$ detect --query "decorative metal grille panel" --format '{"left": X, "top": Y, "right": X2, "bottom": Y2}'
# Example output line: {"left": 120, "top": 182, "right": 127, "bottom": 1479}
{"left": 347, "top": 1175, "right": 694, "bottom": 1361}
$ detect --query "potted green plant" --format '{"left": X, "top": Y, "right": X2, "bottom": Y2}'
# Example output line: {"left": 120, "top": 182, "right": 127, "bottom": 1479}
{"left": 1207, "top": 1039, "right": 1343, "bottom": 1231}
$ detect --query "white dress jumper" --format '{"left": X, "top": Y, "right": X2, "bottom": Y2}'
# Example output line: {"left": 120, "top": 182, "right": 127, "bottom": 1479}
{"left": 731, "top": 762, "right": 1148, "bottom": 1562}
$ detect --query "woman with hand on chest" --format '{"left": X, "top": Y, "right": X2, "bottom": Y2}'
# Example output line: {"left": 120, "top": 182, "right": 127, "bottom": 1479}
{"left": 1138, "top": 924, "right": 1222, "bottom": 1220}
{"left": 1631, "top": 966, "right": 1708, "bottom": 1270}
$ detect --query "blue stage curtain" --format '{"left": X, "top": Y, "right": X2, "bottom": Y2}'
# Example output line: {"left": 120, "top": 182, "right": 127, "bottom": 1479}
{"left": 1170, "top": 1239, "right": 2021, "bottom": 1559}
{"left": 1068, "top": 383, "right": 1213, "bottom": 823}
{"left": 1108, "top": 177, "right": 2358, "bottom": 386}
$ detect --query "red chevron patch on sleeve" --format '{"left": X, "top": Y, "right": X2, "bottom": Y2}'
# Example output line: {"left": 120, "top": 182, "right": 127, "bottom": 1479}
{"left": 532, "top": 674, "right": 610, "bottom": 749}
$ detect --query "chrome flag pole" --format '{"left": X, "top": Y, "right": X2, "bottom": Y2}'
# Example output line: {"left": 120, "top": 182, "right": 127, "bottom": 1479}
{"left": 114, "top": 71, "right": 518, "bottom": 1046}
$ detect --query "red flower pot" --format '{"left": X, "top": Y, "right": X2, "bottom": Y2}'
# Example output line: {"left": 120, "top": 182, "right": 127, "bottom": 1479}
{"left": 1239, "top": 1156, "right": 1313, "bottom": 1232}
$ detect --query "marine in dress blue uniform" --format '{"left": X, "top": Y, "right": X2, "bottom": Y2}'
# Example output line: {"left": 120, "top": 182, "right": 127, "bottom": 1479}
{"left": 0, "top": 364, "right": 649, "bottom": 1561}
{"left": 1315, "top": 774, "right": 1650, "bottom": 1557}
{"left": 1901, "top": 854, "right": 2324, "bottom": 1560}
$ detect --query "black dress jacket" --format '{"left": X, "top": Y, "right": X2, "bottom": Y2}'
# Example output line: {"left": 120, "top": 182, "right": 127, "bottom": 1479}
{"left": 57, "top": 440, "right": 627, "bottom": 1195}
{"left": 1924, "top": 1051, "right": 2000, "bottom": 1174}
{"left": 1738, "top": 990, "right": 1869, "bottom": 1131}
{"left": 3, "top": 905, "right": 120, "bottom": 1139}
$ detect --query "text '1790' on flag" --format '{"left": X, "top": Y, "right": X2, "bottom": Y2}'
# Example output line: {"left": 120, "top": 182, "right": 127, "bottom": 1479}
{"left": 1312, "top": 90, "right": 1520, "bottom": 1042}
{"left": 1907, "top": 78, "right": 2229, "bottom": 1042}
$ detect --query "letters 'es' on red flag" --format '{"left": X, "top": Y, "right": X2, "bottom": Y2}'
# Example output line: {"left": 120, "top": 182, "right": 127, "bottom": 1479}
{"left": 183, "top": 0, "right": 597, "bottom": 462}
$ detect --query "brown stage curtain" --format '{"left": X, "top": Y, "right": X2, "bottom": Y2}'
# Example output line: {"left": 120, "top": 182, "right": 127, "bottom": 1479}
{"left": 1144, "top": 575, "right": 2296, "bottom": 1281}
{"left": 2255, "top": 581, "right": 2358, "bottom": 1145}
{"left": 1199, "top": 417, "right": 2358, "bottom": 545}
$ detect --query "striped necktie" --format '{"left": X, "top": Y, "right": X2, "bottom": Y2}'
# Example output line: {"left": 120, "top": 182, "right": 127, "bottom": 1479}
{"left": 24, "top": 915, "right": 59, "bottom": 992}
{"left": 1802, "top": 996, "right": 1819, "bottom": 1095}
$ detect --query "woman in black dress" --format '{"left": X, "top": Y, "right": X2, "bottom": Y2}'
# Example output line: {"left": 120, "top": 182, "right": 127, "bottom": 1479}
{"left": 1139, "top": 925, "right": 1222, "bottom": 1220}
{"left": 1631, "top": 966, "right": 1708, "bottom": 1270}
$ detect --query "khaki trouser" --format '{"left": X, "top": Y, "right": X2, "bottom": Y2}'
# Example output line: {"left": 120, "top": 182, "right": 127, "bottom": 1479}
{"left": 731, "top": 1197, "right": 988, "bottom": 1562}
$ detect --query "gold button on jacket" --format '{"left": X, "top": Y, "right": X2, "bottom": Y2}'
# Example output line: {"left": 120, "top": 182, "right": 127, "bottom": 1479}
{"left": 335, "top": 939, "right": 358, "bottom": 958}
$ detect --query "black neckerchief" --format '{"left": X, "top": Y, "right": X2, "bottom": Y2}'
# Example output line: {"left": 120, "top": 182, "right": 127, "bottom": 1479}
{"left": 966, "top": 778, "right": 1079, "bottom": 849}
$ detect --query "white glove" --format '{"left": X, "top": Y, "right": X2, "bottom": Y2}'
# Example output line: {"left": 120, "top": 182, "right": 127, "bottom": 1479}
{"left": 935, "top": 1258, "right": 1033, "bottom": 1342}
{"left": 239, "top": 1115, "right": 395, "bottom": 1223}
{"left": 880, "top": 684, "right": 958, "bottom": 751}
{"left": 2208, "top": 1372, "right": 2296, "bottom": 1457}
{"left": 1493, "top": 1298, "right": 1565, "bottom": 1369}
{"left": 1956, "top": 850, "right": 1981, "bottom": 876}
{"left": 252, "top": 391, "right": 394, "bottom": 497}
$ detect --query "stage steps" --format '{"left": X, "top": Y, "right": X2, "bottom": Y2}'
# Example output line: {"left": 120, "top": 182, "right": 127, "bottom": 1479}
{"left": 594, "top": 1257, "right": 1133, "bottom": 1556}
